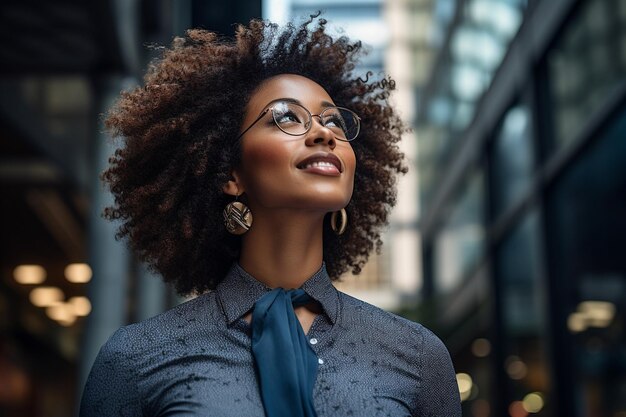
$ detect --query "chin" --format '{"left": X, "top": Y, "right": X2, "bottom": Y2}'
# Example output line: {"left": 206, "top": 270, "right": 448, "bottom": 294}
{"left": 302, "top": 185, "right": 353, "bottom": 208}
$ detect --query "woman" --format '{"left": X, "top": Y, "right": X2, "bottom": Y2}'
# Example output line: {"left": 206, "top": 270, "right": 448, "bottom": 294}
{"left": 80, "top": 14, "right": 461, "bottom": 417}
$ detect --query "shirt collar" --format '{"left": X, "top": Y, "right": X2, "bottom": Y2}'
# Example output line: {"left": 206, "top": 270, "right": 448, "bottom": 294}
{"left": 216, "top": 262, "right": 339, "bottom": 325}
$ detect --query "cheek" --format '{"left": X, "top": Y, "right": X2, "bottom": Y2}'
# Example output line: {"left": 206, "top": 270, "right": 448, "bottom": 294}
{"left": 243, "top": 144, "right": 288, "bottom": 167}
{"left": 348, "top": 149, "right": 357, "bottom": 172}
{"left": 348, "top": 155, "right": 357, "bottom": 197}
{"left": 239, "top": 139, "right": 295, "bottom": 186}
{"left": 341, "top": 145, "right": 357, "bottom": 179}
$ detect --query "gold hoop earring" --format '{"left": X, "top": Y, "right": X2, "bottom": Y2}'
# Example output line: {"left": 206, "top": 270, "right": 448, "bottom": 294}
{"left": 223, "top": 195, "right": 253, "bottom": 235}
{"left": 330, "top": 208, "right": 347, "bottom": 235}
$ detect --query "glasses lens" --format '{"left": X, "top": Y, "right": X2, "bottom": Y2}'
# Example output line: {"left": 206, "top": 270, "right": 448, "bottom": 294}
{"left": 321, "top": 107, "right": 360, "bottom": 141}
{"left": 271, "top": 102, "right": 310, "bottom": 135}
{"left": 271, "top": 102, "right": 360, "bottom": 141}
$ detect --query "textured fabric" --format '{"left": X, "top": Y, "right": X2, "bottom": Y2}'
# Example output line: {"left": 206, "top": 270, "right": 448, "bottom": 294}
{"left": 80, "top": 262, "right": 461, "bottom": 417}
{"left": 251, "top": 288, "right": 318, "bottom": 417}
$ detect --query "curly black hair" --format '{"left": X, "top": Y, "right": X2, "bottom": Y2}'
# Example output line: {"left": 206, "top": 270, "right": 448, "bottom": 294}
{"left": 102, "top": 14, "right": 408, "bottom": 295}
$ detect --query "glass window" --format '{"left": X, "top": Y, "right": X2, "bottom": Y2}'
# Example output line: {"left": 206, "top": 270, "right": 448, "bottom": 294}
{"left": 496, "top": 209, "right": 552, "bottom": 415}
{"left": 416, "top": 124, "right": 448, "bottom": 213}
{"left": 546, "top": 0, "right": 626, "bottom": 151}
{"left": 417, "top": 0, "right": 527, "bottom": 214}
{"left": 434, "top": 169, "right": 486, "bottom": 293}
{"left": 491, "top": 104, "right": 534, "bottom": 217}
{"left": 547, "top": 106, "right": 626, "bottom": 416}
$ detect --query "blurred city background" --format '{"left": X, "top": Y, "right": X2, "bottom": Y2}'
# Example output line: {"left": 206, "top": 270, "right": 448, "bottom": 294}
{"left": 0, "top": 0, "right": 624, "bottom": 416}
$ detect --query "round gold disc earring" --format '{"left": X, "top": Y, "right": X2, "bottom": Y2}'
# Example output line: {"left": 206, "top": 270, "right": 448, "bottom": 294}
{"left": 223, "top": 194, "right": 253, "bottom": 235}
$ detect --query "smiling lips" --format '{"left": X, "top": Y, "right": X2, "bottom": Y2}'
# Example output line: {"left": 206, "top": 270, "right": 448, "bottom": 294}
{"left": 296, "top": 152, "right": 343, "bottom": 176}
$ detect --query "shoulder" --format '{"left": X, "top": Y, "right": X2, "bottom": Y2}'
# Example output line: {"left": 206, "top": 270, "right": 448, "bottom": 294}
{"left": 337, "top": 291, "right": 424, "bottom": 333}
{"left": 105, "top": 291, "right": 221, "bottom": 352}
{"left": 337, "top": 291, "right": 449, "bottom": 353}
{"left": 336, "top": 292, "right": 461, "bottom": 415}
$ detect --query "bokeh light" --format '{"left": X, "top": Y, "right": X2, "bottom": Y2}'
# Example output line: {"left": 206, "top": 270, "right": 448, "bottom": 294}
{"left": 472, "top": 338, "right": 492, "bottom": 357}
{"left": 68, "top": 296, "right": 92, "bottom": 316}
{"left": 505, "top": 355, "right": 528, "bottom": 380}
{"left": 46, "top": 303, "right": 77, "bottom": 326}
{"left": 29, "top": 287, "right": 64, "bottom": 307}
{"left": 456, "top": 372, "right": 473, "bottom": 401}
{"left": 13, "top": 264, "right": 46, "bottom": 284}
{"left": 64, "top": 263, "right": 93, "bottom": 283}
{"left": 522, "top": 392, "right": 544, "bottom": 413}
{"left": 509, "top": 401, "right": 529, "bottom": 417}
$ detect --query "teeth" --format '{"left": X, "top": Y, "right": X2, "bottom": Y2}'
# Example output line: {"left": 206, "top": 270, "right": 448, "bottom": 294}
{"left": 303, "top": 161, "right": 337, "bottom": 169}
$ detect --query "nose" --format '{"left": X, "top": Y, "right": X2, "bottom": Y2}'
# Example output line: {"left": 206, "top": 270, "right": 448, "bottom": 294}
{"left": 304, "top": 115, "right": 336, "bottom": 149}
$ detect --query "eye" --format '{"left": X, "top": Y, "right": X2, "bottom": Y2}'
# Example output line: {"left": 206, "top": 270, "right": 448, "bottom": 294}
{"left": 274, "top": 109, "right": 302, "bottom": 125}
{"left": 323, "top": 114, "right": 342, "bottom": 127}
{"left": 271, "top": 102, "right": 306, "bottom": 126}
{"left": 322, "top": 112, "right": 348, "bottom": 134}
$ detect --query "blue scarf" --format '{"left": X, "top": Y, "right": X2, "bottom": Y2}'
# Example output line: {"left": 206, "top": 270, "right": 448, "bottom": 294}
{"left": 251, "top": 288, "right": 319, "bottom": 417}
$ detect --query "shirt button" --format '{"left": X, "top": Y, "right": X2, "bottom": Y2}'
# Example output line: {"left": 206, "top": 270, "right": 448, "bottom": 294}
{"left": 309, "top": 338, "right": 318, "bottom": 345}
{"left": 318, "top": 358, "right": 324, "bottom": 365}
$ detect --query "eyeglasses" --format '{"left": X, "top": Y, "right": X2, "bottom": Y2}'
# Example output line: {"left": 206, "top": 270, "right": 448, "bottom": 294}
{"left": 237, "top": 99, "right": 361, "bottom": 141}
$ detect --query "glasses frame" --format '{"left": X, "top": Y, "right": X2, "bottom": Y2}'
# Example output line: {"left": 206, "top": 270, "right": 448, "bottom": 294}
{"left": 237, "top": 99, "right": 361, "bottom": 141}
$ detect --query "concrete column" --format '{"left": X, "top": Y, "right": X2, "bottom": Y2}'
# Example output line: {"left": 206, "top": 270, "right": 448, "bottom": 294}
{"left": 135, "top": 262, "right": 168, "bottom": 322}
{"left": 78, "top": 76, "right": 134, "bottom": 400}
{"left": 79, "top": 0, "right": 142, "bottom": 398}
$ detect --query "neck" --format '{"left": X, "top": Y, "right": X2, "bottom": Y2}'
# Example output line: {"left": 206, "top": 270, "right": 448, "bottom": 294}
{"left": 238, "top": 209, "right": 325, "bottom": 289}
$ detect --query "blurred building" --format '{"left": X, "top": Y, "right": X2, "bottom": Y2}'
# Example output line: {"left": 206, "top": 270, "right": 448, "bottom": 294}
{"left": 413, "top": 0, "right": 626, "bottom": 416}
{"left": 0, "top": 1, "right": 260, "bottom": 416}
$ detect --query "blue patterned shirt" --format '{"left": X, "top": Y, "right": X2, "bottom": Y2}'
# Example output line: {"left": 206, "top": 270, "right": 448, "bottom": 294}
{"left": 80, "top": 263, "right": 461, "bottom": 416}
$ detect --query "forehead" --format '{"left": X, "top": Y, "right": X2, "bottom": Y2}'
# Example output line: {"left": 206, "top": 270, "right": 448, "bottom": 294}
{"left": 245, "top": 74, "right": 335, "bottom": 115}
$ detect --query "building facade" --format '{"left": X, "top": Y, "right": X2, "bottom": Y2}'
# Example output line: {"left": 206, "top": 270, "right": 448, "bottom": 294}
{"left": 414, "top": 0, "right": 626, "bottom": 415}
{"left": 0, "top": 2, "right": 261, "bottom": 416}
